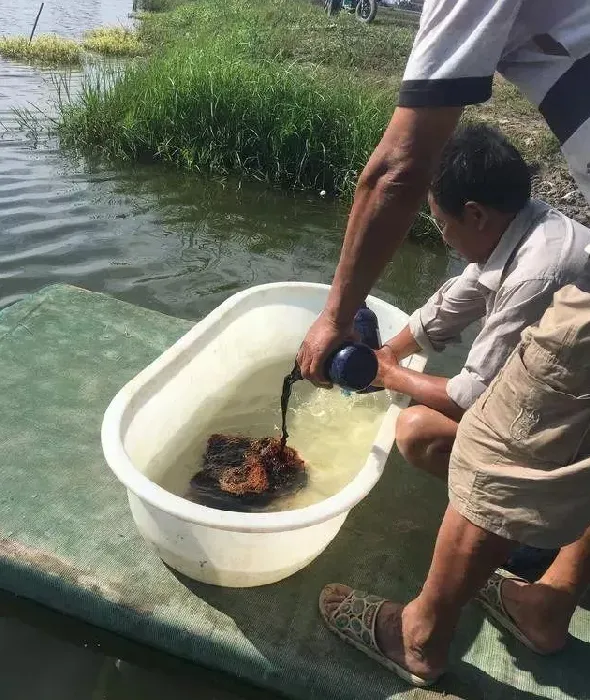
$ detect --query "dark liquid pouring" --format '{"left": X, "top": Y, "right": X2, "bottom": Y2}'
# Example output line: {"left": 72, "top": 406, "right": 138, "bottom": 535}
{"left": 280, "top": 363, "right": 302, "bottom": 450}
{"left": 279, "top": 303, "right": 380, "bottom": 450}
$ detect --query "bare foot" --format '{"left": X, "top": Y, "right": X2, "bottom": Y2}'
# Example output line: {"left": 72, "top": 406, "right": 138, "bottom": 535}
{"left": 501, "top": 578, "right": 574, "bottom": 653}
{"left": 321, "top": 584, "right": 447, "bottom": 682}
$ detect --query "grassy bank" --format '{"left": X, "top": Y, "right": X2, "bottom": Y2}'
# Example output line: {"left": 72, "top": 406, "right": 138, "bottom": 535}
{"left": 58, "top": 1, "right": 411, "bottom": 197}
{"left": 53, "top": 0, "right": 581, "bottom": 239}
{"left": 0, "top": 28, "right": 144, "bottom": 65}
{"left": 136, "top": 0, "right": 415, "bottom": 73}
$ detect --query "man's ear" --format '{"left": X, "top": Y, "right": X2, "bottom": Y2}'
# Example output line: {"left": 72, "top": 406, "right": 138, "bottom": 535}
{"left": 463, "top": 201, "right": 488, "bottom": 231}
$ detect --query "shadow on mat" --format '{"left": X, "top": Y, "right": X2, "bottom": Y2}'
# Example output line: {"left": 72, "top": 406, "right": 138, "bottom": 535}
{"left": 440, "top": 601, "right": 590, "bottom": 700}
{"left": 170, "top": 452, "right": 590, "bottom": 700}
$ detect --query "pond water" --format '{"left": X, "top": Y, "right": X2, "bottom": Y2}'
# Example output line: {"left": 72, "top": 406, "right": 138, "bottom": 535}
{"left": 0, "top": 0, "right": 465, "bottom": 698}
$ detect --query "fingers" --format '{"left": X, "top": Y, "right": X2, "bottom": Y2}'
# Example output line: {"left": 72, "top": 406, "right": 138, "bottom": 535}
{"left": 296, "top": 312, "right": 354, "bottom": 389}
{"left": 309, "top": 352, "right": 333, "bottom": 389}
{"left": 296, "top": 342, "right": 332, "bottom": 388}
{"left": 295, "top": 344, "right": 308, "bottom": 377}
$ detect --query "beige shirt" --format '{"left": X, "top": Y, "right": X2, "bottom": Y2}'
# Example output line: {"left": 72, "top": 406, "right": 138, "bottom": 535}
{"left": 408, "top": 200, "right": 590, "bottom": 410}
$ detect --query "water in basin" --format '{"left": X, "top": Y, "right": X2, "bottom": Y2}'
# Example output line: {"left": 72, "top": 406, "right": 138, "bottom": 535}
{"left": 155, "top": 363, "right": 391, "bottom": 512}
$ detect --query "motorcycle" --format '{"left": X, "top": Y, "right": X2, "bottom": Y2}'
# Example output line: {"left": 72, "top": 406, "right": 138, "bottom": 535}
{"left": 324, "top": 0, "right": 378, "bottom": 24}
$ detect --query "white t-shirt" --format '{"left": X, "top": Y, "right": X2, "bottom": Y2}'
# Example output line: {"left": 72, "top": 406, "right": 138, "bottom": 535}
{"left": 399, "top": 0, "right": 590, "bottom": 203}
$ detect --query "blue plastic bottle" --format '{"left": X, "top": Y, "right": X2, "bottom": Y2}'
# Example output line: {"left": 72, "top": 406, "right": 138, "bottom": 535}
{"left": 353, "top": 302, "right": 381, "bottom": 349}
{"left": 281, "top": 304, "right": 381, "bottom": 445}
{"left": 289, "top": 301, "right": 383, "bottom": 393}
{"left": 326, "top": 342, "right": 378, "bottom": 391}
{"left": 325, "top": 301, "right": 383, "bottom": 393}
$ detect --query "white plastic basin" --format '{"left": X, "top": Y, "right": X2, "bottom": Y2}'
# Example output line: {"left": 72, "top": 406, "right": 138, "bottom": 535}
{"left": 101, "top": 282, "right": 427, "bottom": 587}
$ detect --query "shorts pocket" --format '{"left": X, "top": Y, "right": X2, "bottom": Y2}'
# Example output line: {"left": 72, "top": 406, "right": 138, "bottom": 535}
{"left": 480, "top": 346, "right": 590, "bottom": 467}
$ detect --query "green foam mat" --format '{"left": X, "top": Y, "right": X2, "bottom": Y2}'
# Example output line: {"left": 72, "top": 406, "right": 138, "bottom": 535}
{"left": 0, "top": 284, "right": 588, "bottom": 700}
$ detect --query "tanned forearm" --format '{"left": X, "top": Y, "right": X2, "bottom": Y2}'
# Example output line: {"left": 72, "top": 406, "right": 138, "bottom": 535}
{"left": 381, "top": 362, "right": 464, "bottom": 421}
{"left": 382, "top": 325, "right": 421, "bottom": 361}
{"left": 324, "top": 106, "right": 462, "bottom": 327}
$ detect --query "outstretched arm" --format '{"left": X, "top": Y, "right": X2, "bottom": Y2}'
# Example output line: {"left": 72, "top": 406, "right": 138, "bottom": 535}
{"left": 297, "top": 105, "right": 462, "bottom": 385}
{"left": 297, "top": 0, "right": 524, "bottom": 386}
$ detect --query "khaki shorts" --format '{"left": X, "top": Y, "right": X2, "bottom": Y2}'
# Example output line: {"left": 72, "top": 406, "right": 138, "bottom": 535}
{"left": 449, "top": 281, "right": 590, "bottom": 549}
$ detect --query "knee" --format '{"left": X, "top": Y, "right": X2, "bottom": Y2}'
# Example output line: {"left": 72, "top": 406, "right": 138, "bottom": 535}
{"left": 395, "top": 405, "right": 431, "bottom": 460}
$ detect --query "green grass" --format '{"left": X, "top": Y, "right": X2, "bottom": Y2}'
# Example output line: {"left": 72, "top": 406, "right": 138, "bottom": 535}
{"left": 58, "top": 49, "right": 393, "bottom": 196}
{"left": 135, "top": 0, "right": 192, "bottom": 12}
{"left": 58, "top": 0, "right": 415, "bottom": 196}
{"left": 137, "top": 0, "right": 415, "bottom": 72}
{"left": 82, "top": 27, "right": 145, "bottom": 57}
{"left": 0, "top": 35, "right": 82, "bottom": 64}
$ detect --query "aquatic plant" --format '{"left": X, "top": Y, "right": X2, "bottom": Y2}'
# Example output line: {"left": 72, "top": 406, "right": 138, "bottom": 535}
{"left": 0, "top": 35, "right": 82, "bottom": 65}
{"left": 186, "top": 434, "right": 307, "bottom": 512}
{"left": 82, "top": 27, "right": 145, "bottom": 57}
{"left": 0, "top": 28, "right": 144, "bottom": 65}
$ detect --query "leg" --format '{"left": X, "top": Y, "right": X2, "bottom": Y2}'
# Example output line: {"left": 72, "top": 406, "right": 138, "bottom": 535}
{"left": 501, "top": 525, "right": 590, "bottom": 653}
{"left": 395, "top": 405, "right": 458, "bottom": 480}
{"left": 448, "top": 282, "right": 590, "bottom": 650}
{"left": 322, "top": 504, "right": 515, "bottom": 680}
